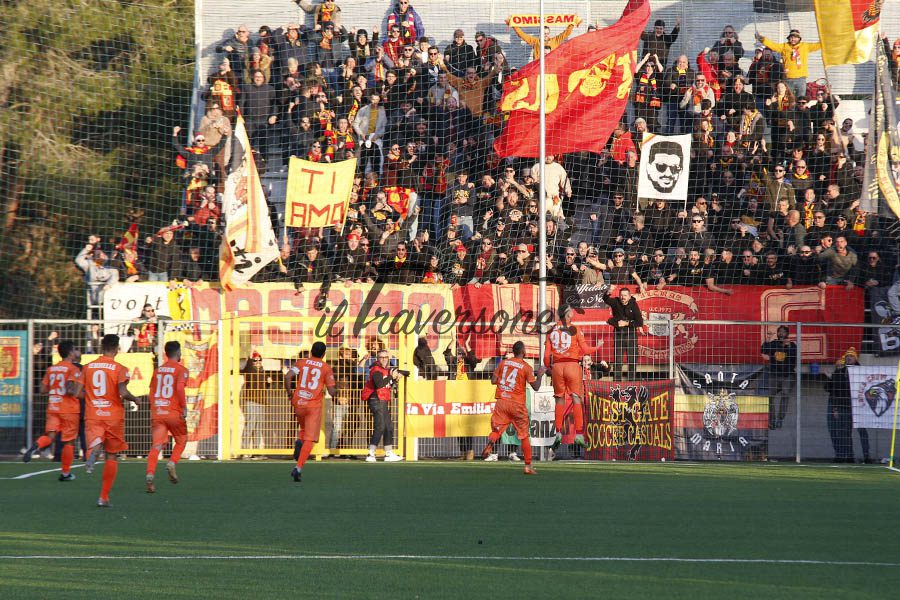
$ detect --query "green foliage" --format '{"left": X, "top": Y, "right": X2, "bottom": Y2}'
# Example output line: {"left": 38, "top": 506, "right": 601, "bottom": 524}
{"left": 0, "top": 0, "right": 194, "bottom": 318}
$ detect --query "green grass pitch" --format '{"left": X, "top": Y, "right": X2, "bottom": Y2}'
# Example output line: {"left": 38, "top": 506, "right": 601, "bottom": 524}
{"left": 1, "top": 459, "right": 898, "bottom": 599}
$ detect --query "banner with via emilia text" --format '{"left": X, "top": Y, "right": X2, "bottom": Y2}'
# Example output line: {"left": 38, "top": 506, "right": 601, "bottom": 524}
{"left": 583, "top": 379, "right": 674, "bottom": 461}
{"left": 405, "top": 379, "right": 494, "bottom": 438}
{"left": 0, "top": 332, "right": 28, "bottom": 428}
{"left": 848, "top": 366, "right": 899, "bottom": 429}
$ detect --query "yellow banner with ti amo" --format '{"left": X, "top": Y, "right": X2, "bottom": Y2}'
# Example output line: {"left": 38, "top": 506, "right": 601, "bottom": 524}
{"left": 285, "top": 157, "right": 357, "bottom": 229}
{"left": 405, "top": 379, "right": 495, "bottom": 438}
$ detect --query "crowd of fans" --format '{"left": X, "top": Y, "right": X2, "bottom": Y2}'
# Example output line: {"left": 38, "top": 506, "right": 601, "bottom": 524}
{"left": 78, "top": 1, "right": 900, "bottom": 309}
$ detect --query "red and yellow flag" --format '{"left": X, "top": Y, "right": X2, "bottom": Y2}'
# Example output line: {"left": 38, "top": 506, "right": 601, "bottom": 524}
{"left": 493, "top": 0, "right": 650, "bottom": 157}
{"left": 115, "top": 223, "right": 138, "bottom": 252}
{"left": 814, "top": 0, "right": 883, "bottom": 68}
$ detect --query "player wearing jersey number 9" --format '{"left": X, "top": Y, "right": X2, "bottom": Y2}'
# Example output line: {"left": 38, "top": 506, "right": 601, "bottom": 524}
{"left": 83, "top": 334, "right": 140, "bottom": 507}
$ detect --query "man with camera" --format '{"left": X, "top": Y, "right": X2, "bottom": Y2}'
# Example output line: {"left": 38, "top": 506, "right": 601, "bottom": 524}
{"left": 362, "top": 349, "right": 407, "bottom": 462}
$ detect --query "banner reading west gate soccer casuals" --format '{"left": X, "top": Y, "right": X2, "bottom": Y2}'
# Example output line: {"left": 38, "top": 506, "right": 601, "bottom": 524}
{"left": 813, "top": 0, "right": 882, "bottom": 68}
{"left": 637, "top": 133, "right": 692, "bottom": 202}
{"left": 493, "top": 0, "right": 649, "bottom": 157}
{"left": 848, "top": 365, "right": 899, "bottom": 429}
{"left": 583, "top": 379, "right": 675, "bottom": 461}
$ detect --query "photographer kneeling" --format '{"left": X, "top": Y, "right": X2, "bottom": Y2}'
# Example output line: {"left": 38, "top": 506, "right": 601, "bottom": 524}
{"left": 363, "top": 350, "right": 407, "bottom": 462}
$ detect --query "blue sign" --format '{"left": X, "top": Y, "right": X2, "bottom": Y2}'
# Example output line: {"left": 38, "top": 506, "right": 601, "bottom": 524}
{"left": 0, "top": 331, "right": 28, "bottom": 428}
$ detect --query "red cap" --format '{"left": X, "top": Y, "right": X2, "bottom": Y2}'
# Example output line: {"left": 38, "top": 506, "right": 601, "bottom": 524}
{"left": 251, "top": 351, "right": 262, "bottom": 360}
{"left": 347, "top": 233, "right": 360, "bottom": 241}
{"left": 456, "top": 245, "right": 467, "bottom": 255}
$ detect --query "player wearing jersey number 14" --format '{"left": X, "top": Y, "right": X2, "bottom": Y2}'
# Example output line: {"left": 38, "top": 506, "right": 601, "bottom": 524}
{"left": 145, "top": 341, "right": 190, "bottom": 493}
{"left": 482, "top": 341, "right": 547, "bottom": 475}
{"left": 83, "top": 334, "right": 140, "bottom": 508}
{"left": 284, "top": 342, "right": 337, "bottom": 483}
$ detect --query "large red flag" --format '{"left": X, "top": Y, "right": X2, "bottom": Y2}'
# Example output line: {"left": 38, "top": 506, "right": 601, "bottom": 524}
{"left": 494, "top": 0, "right": 650, "bottom": 158}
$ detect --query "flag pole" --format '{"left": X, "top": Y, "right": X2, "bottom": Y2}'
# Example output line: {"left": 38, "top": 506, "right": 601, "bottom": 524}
{"left": 538, "top": 0, "right": 548, "bottom": 367}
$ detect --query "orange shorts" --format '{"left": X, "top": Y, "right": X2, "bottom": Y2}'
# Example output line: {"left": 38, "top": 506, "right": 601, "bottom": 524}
{"left": 151, "top": 417, "right": 187, "bottom": 447}
{"left": 294, "top": 404, "right": 322, "bottom": 443}
{"left": 551, "top": 361, "right": 584, "bottom": 398}
{"left": 46, "top": 413, "right": 80, "bottom": 443}
{"left": 491, "top": 400, "right": 530, "bottom": 440}
{"left": 85, "top": 419, "right": 128, "bottom": 454}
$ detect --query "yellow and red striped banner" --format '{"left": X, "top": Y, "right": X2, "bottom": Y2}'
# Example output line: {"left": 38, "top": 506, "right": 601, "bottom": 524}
{"left": 814, "top": 0, "right": 882, "bottom": 68}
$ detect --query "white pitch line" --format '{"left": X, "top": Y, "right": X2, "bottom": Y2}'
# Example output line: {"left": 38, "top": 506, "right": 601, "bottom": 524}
{"left": 0, "top": 464, "right": 85, "bottom": 480}
{"left": 0, "top": 555, "right": 898, "bottom": 567}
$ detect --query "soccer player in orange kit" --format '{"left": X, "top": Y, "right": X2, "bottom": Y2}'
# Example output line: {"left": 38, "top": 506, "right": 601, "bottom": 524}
{"left": 145, "top": 341, "right": 190, "bottom": 493}
{"left": 284, "top": 341, "right": 336, "bottom": 483}
{"left": 83, "top": 334, "right": 139, "bottom": 508}
{"left": 544, "top": 304, "right": 606, "bottom": 449}
{"left": 28, "top": 341, "right": 84, "bottom": 481}
{"left": 481, "top": 341, "right": 546, "bottom": 474}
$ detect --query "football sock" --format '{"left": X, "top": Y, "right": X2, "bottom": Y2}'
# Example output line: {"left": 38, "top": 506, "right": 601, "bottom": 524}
{"left": 554, "top": 401, "right": 565, "bottom": 430}
{"left": 297, "top": 441, "right": 314, "bottom": 469}
{"left": 146, "top": 448, "right": 160, "bottom": 475}
{"left": 171, "top": 438, "right": 187, "bottom": 464}
{"left": 37, "top": 435, "right": 52, "bottom": 450}
{"left": 521, "top": 437, "right": 533, "bottom": 466}
{"left": 573, "top": 401, "right": 584, "bottom": 434}
{"left": 61, "top": 444, "right": 74, "bottom": 475}
{"left": 488, "top": 431, "right": 501, "bottom": 444}
{"left": 100, "top": 460, "right": 118, "bottom": 501}
{"left": 294, "top": 440, "right": 303, "bottom": 460}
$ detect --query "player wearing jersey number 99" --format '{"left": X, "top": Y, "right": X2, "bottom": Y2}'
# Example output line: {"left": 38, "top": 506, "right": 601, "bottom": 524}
{"left": 543, "top": 305, "right": 603, "bottom": 449}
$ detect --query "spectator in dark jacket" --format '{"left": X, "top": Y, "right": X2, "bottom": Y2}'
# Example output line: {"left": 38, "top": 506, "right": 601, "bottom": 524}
{"left": 640, "top": 18, "right": 681, "bottom": 67}
{"left": 144, "top": 229, "right": 181, "bottom": 282}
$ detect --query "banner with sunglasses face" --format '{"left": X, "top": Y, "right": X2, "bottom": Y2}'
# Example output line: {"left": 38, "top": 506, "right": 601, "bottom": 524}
{"left": 637, "top": 133, "right": 692, "bottom": 202}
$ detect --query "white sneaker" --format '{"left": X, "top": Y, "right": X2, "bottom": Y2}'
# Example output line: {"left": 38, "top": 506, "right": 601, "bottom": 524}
{"left": 547, "top": 448, "right": 556, "bottom": 462}
{"left": 484, "top": 453, "right": 499, "bottom": 462}
{"left": 384, "top": 452, "right": 403, "bottom": 462}
{"left": 508, "top": 452, "right": 521, "bottom": 462}
{"left": 365, "top": 454, "right": 377, "bottom": 463}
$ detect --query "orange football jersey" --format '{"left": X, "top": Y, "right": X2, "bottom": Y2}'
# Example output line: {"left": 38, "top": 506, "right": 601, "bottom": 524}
{"left": 291, "top": 357, "right": 336, "bottom": 408}
{"left": 493, "top": 357, "right": 535, "bottom": 404}
{"left": 42, "top": 361, "right": 82, "bottom": 415}
{"left": 149, "top": 359, "right": 189, "bottom": 419}
{"left": 83, "top": 356, "right": 130, "bottom": 421}
{"left": 544, "top": 322, "right": 595, "bottom": 365}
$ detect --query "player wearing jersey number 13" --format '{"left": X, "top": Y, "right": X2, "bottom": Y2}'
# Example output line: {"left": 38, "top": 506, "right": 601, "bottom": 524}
{"left": 482, "top": 341, "right": 546, "bottom": 474}
{"left": 83, "top": 334, "right": 140, "bottom": 508}
{"left": 145, "top": 341, "right": 190, "bottom": 493}
{"left": 28, "top": 341, "right": 84, "bottom": 482}
{"left": 544, "top": 304, "right": 606, "bottom": 450}
{"left": 284, "top": 342, "right": 337, "bottom": 483}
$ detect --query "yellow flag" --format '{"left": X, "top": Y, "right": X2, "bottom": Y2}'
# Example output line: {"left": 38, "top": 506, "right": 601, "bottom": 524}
{"left": 813, "top": 0, "right": 882, "bottom": 68}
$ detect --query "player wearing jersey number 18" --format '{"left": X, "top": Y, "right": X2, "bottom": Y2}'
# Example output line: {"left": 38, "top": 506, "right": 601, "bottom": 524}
{"left": 482, "top": 341, "right": 546, "bottom": 475}
{"left": 145, "top": 341, "right": 190, "bottom": 493}
{"left": 83, "top": 334, "right": 140, "bottom": 508}
{"left": 544, "top": 304, "right": 606, "bottom": 450}
{"left": 284, "top": 342, "right": 337, "bottom": 483}
{"left": 28, "top": 341, "right": 84, "bottom": 481}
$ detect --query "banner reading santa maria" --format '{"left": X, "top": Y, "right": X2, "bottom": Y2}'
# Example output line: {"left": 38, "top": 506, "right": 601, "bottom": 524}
{"left": 675, "top": 364, "right": 769, "bottom": 461}
{"left": 493, "top": 0, "right": 650, "bottom": 157}
{"left": 813, "top": 0, "right": 882, "bottom": 68}
{"left": 219, "top": 111, "right": 280, "bottom": 289}
{"left": 583, "top": 379, "right": 675, "bottom": 461}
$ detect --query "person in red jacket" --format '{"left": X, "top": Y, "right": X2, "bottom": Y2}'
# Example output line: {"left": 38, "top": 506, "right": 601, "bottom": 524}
{"left": 362, "top": 349, "right": 404, "bottom": 462}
